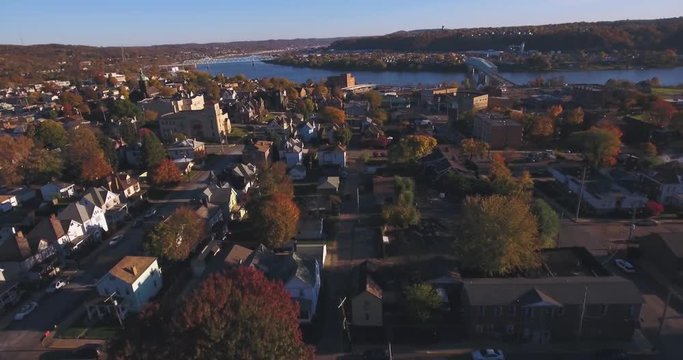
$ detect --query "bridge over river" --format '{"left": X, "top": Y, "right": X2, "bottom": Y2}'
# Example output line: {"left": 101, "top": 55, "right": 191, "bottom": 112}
{"left": 465, "top": 57, "right": 517, "bottom": 87}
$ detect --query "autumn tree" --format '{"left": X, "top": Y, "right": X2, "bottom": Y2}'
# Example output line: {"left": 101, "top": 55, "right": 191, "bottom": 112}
{"left": 533, "top": 199, "right": 560, "bottom": 248}
{"left": 144, "top": 109, "right": 159, "bottom": 122}
{"left": 362, "top": 91, "right": 383, "bottom": 111}
{"left": 141, "top": 133, "right": 167, "bottom": 170}
{"left": 569, "top": 124, "right": 623, "bottom": 168}
{"left": 547, "top": 104, "right": 563, "bottom": 119}
{"left": 296, "top": 98, "right": 315, "bottom": 119}
{"left": 566, "top": 107, "right": 585, "bottom": 126}
{"left": 530, "top": 116, "right": 555, "bottom": 139}
{"left": 646, "top": 200, "right": 664, "bottom": 217}
{"left": 650, "top": 98, "right": 676, "bottom": 127}
{"left": 454, "top": 195, "right": 541, "bottom": 275}
{"left": 34, "top": 119, "right": 69, "bottom": 149}
{"left": 108, "top": 268, "right": 313, "bottom": 359}
{"left": 403, "top": 283, "right": 442, "bottom": 323}
{"left": 389, "top": 134, "right": 438, "bottom": 164}
{"left": 146, "top": 207, "right": 206, "bottom": 261}
{"left": 248, "top": 192, "right": 300, "bottom": 248}
{"left": 461, "top": 138, "right": 489, "bottom": 159}
{"left": 641, "top": 142, "right": 657, "bottom": 157}
{"left": 151, "top": 159, "right": 182, "bottom": 187}
{"left": 66, "top": 127, "right": 112, "bottom": 183}
{"left": 0, "top": 136, "right": 32, "bottom": 187}
{"left": 258, "top": 162, "right": 294, "bottom": 198}
{"left": 336, "top": 127, "right": 353, "bottom": 146}
{"left": 322, "top": 106, "right": 346, "bottom": 125}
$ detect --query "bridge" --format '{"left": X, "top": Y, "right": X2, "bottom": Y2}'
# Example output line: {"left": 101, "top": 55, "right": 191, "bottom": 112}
{"left": 465, "top": 57, "right": 517, "bottom": 87}
{"left": 161, "top": 55, "right": 275, "bottom": 69}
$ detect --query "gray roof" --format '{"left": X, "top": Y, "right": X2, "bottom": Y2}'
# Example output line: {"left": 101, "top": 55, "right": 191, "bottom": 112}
{"left": 649, "top": 232, "right": 683, "bottom": 258}
{"left": 82, "top": 187, "right": 110, "bottom": 208}
{"left": 463, "top": 276, "right": 642, "bottom": 306}
{"left": 246, "top": 245, "right": 318, "bottom": 286}
{"left": 202, "top": 185, "right": 234, "bottom": 204}
{"left": 58, "top": 201, "right": 95, "bottom": 224}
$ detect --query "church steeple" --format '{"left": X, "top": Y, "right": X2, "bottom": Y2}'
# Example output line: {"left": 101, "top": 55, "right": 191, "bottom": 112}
{"left": 138, "top": 69, "right": 149, "bottom": 98}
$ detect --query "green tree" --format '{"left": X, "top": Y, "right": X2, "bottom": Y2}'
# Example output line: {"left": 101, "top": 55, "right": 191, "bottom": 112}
{"left": 107, "top": 268, "right": 313, "bottom": 360}
{"left": 362, "top": 91, "right": 383, "bottom": 111}
{"left": 99, "top": 134, "right": 119, "bottom": 171}
{"left": 23, "top": 147, "right": 63, "bottom": 184}
{"left": 569, "top": 124, "right": 622, "bottom": 168}
{"left": 336, "top": 127, "right": 353, "bottom": 146}
{"left": 248, "top": 192, "right": 300, "bottom": 248}
{"left": 454, "top": 195, "right": 541, "bottom": 275}
{"left": 389, "top": 135, "right": 437, "bottom": 164}
{"left": 146, "top": 207, "right": 206, "bottom": 261}
{"left": 110, "top": 98, "right": 143, "bottom": 120}
{"left": 533, "top": 199, "right": 560, "bottom": 248}
{"left": 403, "top": 283, "right": 443, "bottom": 323}
{"left": 141, "top": 133, "right": 167, "bottom": 170}
{"left": 382, "top": 176, "right": 420, "bottom": 228}
{"left": 35, "top": 119, "right": 69, "bottom": 149}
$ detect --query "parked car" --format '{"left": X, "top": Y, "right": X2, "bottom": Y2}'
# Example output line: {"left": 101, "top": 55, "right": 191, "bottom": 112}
{"left": 108, "top": 234, "right": 124, "bottom": 246}
{"left": 46, "top": 279, "right": 67, "bottom": 293}
{"left": 14, "top": 301, "right": 38, "bottom": 320}
{"left": 144, "top": 208, "right": 157, "bottom": 219}
{"left": 614, "top": 259, "right": 636, "bottom": 273}
{"left": 471, "top": 348, "right": 505, "bottom": 360}
{"left": 635, "top": 219, "right": 659, "bottom": 226}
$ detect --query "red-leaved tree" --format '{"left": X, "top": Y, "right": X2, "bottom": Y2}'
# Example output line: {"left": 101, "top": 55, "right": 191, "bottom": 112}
{"left": 151, "top": 158, "right": 182, "bottom": 187}
{"left": 646, "top": 200, "right": 664, "bottom": 217}
{"left": 108, "top": 268, "right": 314, "bottom": 359}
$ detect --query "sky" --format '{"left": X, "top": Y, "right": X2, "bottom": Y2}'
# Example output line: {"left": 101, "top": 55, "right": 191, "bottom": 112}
{"left": 1, "top": 0, "right": 681, "bottom": 46}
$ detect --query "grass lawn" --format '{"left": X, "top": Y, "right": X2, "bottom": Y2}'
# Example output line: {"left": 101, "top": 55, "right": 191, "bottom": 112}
{"left": 55, "top": 315, "right": 120, "bottom": 340}
{"left": 652, "top": 87, "right": 683, "bottom": 97}
{"left": 226, "top": 127, "right": 249, "bottom": 142}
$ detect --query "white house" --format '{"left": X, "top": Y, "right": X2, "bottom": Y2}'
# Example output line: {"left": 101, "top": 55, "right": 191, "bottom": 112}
{"left": 58, "top": 201, "right": 108, "bottom": 236}
{"left": 167, "top": 138, "right": 205, "bottom": 161}
{"left": 641, "top": 162, "right": 683, "bottom": 205}
{"left": 318, "top": 143, "right": 347, "bottom": 168}
{"left": 82, "top": 187, "right": 121, "bottom": 212}
{"left": 0, "top": 195, "right": 18, "bottom": 213}
{"left": 107, "top": 173, "right": 141, "bottom": 199}
{"left": 40, "top": 182, "right": 75, "bottom": 201}
{"left": 282, "top": 138, "right": 304, "bottom": 168}
{"left": 550, "top": 166, "right": 648, "bottom": 213}
{"left": 96, "top": 256, "right": 162, "bottom": 312}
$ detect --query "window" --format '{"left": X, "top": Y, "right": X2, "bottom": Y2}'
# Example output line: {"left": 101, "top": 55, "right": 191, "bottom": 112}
{"left": 629, "top": 305, "right": 638, "bottom": 317}
{"left": 153, "top": 280, "right": 158, "bottom": 288}
{"left": 508, "top": 305, "right": 516, "bottom": 316}
{"left": 556, "top": 307, "right": 565, "bottom": 317}
{"left": 363, "top": 300, "right": 370, "bottom": 310}
{"left": 599, "top": 305, "right": 608, "bottom": 316}
{"left": 365, "top": 313, "right": 370, "bottom": 321}
{"left": 479, "top": 306, "right": 486, "bottom": 317}
{"left": 524, "top": 307, "right": 534, "bottom": 319}
{"left": 475, "top": 325, "right": 484, "bottom": 335}
{"left": 494, "top": 306, "right": 503, "bottom": 316}
{"left": 506, "top": 324, "right": 515, "bottom": 335}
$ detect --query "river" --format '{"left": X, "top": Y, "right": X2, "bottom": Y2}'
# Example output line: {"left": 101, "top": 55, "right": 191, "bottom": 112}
{"left": 200, "top": 60, "right": 683, "bottom": 87}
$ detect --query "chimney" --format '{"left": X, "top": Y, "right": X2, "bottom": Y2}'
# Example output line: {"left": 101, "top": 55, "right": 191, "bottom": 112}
{"left": 15, "top": 231, "right": 32, "bottom": 258}
{"left": 48, "top": 215, "right": 65, "bottom": 240}
{"left": 131, "top": 265, "right": 138, "bottom": 276}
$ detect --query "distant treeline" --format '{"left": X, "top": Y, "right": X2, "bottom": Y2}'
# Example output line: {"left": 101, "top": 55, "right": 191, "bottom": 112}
{"left": 331, "top": 17, "right": 683, "bottom": 52}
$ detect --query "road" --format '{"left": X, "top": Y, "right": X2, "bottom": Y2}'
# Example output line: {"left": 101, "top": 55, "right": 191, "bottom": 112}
{"left": 0, "top": 144, "right": 245, "bottom": 359}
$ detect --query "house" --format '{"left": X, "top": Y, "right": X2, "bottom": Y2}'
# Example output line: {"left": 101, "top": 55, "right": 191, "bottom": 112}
{"left": 298, "top": 121, "right": 319, "bottom": 144}
{"left": 201, "top": 184, "right": 239, "bottom": 220}
{"left": 289, "top": 165, "right": 307, "bottom": 181}
{"left": 640, "top": 162, "right": 683, "bottom": 205}
{"left": 195, "top": 204, "right": 224, "bottom": 233}
{"left": 282, "top": 138, "right": 304, "bottom": 169}
{"left": 229, "top": 163, "right": 258, "bottom": 193}
{"left": 167, "top": 138, "right": 205, "bottom": 161}
{"left": 225, "top": 244, "right": 322, "bottom": 323}
{"left": 297, "top": 216, "right": 324, "bottom": 241}
{"left": 0, "top": 195, "right": 17, "bottom": 213}
{"left": 317, "top": 177, "right": 340, "bottom": 194}
{"left": 243, "top": 140, "right": 273, "bottom": 169}
{"left": 96, "top": 256, "right": 162, "bottom": 312}
{"left": 0, "top": 279, "right": 20, "bottom": 312}
{"left": 462, "top": 248, "right": 642, "bottom": 343}
{"left": 0, "top": 217, "right": 66, "bottom": 275}
{"left": 107, "top": 173, "right": 141, "bottom": 199}
{"left": 4, "top": 187, "right": 38, "bottom": 206}
{"left": 82, "top": 187, "right": 121, "bottom": 212}
{"left": 58, "top": 201, "right": 108, "bottom": 237}
{"left": 550, "top": 166, "right": 648, "bottom": 213}
{"left": 318, "top": 143, "right": 347, "bottom": 169}
{"left": 345, "top": 101, "right": 370, "bottom": 117}
{"left": 40, "top": 182, "right": 75, "bottom": 201}
{"left": 351, "top": 261, "right": 384, "bottom": 327}
{"left": 639, "top": 233, "right": 683, "bottom": 282}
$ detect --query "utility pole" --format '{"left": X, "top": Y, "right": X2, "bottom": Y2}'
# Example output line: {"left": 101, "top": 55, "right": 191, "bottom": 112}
{"left": 388, "top": 341, "right": 393, "bottom": 360}
{"left": 575, "top": 166, "right": 587, "bottom": 221}
{"left": 577, "top": 286, "right": 588, "bottom": 341}
{"left": 656, "top": 287, "right": 672, "bottom": 343}
{"left": 628, "top": 205, "right": 637, "bottom": 242}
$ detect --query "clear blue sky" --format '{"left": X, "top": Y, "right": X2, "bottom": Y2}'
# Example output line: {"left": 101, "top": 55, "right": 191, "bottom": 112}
{"left": 1, "top": 0, "right": 681, "bottom": 46}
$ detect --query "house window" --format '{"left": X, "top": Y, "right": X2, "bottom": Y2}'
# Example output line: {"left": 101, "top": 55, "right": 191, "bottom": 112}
{"left": 475, "top": 325, "right": 484, "bottom": 335}
{"left": 506, "top": 324, "right": 515, "bottom": 335}
{"left": 126, "top": 289, "right": 131, "bottom": 296}
{"left": 479, "top": 306, "right": 486, "bottom": 317}
{"left": 556, "top": 307, "right": 565, "bottom": 317}
{"left": 524, "top": 307, "right": 534, "bottom": 319}
{"left": 153, "top": 280, "right": 158, "bottom": 288}
{"left": 629, "top": 305, "right": 638, "bottom": 317}
{"left": 494, "top": 306, "right": 503, "bottom": 316}
{"left": 599, "top": 305, "right": 608, "bottom": 316}
{"left": 363, "top": 300, "right": 369, "bottom": 310}
{"left": 299, "top": 289, "right": 305, "bottom": 297}
{"left": 365, "top": 313, "right": 370, "bottom": 321}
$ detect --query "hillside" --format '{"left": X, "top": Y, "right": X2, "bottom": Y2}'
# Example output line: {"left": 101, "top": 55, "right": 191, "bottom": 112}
{"left": 331, "top": 17, "right": 683, "bottom": 52}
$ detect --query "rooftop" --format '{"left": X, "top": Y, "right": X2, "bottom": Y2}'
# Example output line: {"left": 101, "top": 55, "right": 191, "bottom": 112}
{"left": 107, "top": 256, "right": 157, "bottom": 285}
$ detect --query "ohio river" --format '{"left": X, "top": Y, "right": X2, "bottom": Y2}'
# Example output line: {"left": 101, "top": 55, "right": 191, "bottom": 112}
{"left": 201, "top": 59, "right": 683, "bottom": 87}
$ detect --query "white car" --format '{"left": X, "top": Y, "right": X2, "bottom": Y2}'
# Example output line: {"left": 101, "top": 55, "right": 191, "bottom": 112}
{"left": 46, "top": 279, "right": 67, "bottom": 293}
{"left": 14, "top": 301, "right": 38, "bottom": 320}
{"left": 471, "top": 348, "right": 505, "bottom": 360}
{"left": 615, "top": 259, "right": 636, "bottom": 273}
{"left": 109, "top": 234, "right": 124, "bottom": 246}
